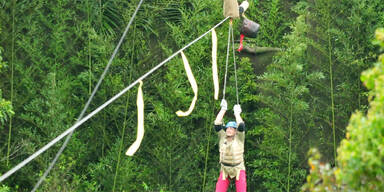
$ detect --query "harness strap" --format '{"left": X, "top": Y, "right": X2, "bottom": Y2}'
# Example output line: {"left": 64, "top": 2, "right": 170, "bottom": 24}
{"left": 221, "top": 162, "right": 241, "bottom": 167}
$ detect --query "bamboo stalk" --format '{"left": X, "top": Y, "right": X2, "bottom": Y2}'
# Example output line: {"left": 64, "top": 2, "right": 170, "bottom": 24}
{"left": 88, "top": 0, "right": 92, "bottom": 95}
{"left": 327, "top": 2, "right": 337, "bottom": 166}
{"left": 169, "top": 135, "right": 172, "bottom": 189}
{"left": 201, "top": 100, "right": 215, "bottom": 192}
{"left": 112, "top": 89, "right": 131, "bottom": 192}
{"left": 99, "top": 0, "right": 105, "bottom": 158}
{"left": 287, "top": 91, "right": 293, "bottom": 192}
{"left": 7, "top": 0, "right": 16, "bottom": 167}
{"left": 112, "top": 24, "right": 136, "bottom": 192}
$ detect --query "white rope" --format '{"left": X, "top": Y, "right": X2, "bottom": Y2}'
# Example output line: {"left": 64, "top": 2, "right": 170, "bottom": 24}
{"left": 222, "top": 23, "right": 231, "bottom": 100}
{"left": 0, "top": 16, "right": 229, "bottom": 183}
{"left": 30, "top": 0, "right": 145, "bottom": 191}
{"left": 231, "top": 24, "right": 240, "bottom": 104}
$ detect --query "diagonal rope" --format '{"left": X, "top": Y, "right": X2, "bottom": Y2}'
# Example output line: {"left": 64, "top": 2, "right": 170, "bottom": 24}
{"left": 0, "top": 16, "right": 229, "bottom": 183}
{"left": 30, "top": 0, "right": 145, "bottom": 191}
{"left": 231, "top": 22, "right": 239, "bottom": 104}
{"left": 222, "top": 22, "right": 231, "bottom": 100}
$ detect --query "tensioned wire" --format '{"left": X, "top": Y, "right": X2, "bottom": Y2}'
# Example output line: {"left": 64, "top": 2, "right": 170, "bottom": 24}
{"left": 222, "top": 22, "right": 231, "bottom": 100}
{"left": 222, "top": 20, "right": 239, "bottom": 104}
{"left": 0, "top": 16, "right": 230, "bottom": 183}
{"left": 231, "top": 22, "right": 239, "bottom": 105}
{"left": 30, "top": 0, "right": 145, "bottom": 191}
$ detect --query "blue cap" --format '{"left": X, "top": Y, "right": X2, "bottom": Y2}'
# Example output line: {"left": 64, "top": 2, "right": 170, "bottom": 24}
{"left": 225, "top": 121, "right": 237, "bottom": 129}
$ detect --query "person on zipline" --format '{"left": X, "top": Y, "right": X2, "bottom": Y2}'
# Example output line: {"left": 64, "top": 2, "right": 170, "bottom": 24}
{"left": 214, "top": 99, "right": 246, "bottom": 192}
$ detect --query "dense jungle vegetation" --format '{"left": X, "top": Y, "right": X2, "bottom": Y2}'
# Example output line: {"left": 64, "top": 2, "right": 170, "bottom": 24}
{"left": 0, "top": 0, "right": 383, "bottom": 191}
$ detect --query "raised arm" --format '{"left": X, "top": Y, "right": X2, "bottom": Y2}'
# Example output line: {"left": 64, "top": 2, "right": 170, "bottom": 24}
{"left": 215, "top": 99, "right": 228, "bottom": 125}
{"left": 234, "top": 104, "right": 245, "bottom": 132}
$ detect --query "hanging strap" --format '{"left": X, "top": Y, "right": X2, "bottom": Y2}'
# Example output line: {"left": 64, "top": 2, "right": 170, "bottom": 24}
{"left": 126, "top": 81, "right": 144, "bottom": 156}
{"left": 212, "top": 29, "right": 219, "bottom": 100}
{"left": 176, "top": 51, "right": 198, "bottom": 117}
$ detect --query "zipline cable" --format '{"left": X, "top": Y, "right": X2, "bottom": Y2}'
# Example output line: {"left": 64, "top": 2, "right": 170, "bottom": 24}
{"left": 30, "top": 0, "right": 145, "bottom": 191}
{"left": 0, "top": 16, "right": 229, "bottom": 183}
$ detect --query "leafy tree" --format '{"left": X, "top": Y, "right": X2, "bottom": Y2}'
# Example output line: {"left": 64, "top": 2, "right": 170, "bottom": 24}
{"left": 302, "top": 28, "right": 384, "bottom": 191}
{"left": 302, "top": 0, "right": 384, "bottom": 163}
{"left": 246, "top": 13, "right": 321, "bottom": 191}
{"left": 250, "top": 0, "right": 295, "bottom": 47}
{"left": 0, "top": 25, "right": 13, "bottom": 192}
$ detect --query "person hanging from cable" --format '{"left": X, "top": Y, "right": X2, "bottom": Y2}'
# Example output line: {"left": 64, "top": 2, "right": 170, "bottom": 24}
{"left": 214, "top": 99, "right": 246, "bottom": 192}
{"left": 213, "top": 2, "right": 247, "bottom": 191}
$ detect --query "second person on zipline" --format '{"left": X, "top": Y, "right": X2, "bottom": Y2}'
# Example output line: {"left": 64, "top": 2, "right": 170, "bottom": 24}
{"left": 214, "top": 99, "right": 246, "bottom": 192}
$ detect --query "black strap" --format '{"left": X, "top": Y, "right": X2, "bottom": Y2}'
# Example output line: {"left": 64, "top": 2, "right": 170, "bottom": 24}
{"left": 221, "top": 162, "right": 241, "bottom": 167}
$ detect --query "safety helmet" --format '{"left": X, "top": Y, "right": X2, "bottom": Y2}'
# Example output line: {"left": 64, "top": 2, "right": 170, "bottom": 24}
{"left": 225, "top": 121, "right": 238, "bottom": 129}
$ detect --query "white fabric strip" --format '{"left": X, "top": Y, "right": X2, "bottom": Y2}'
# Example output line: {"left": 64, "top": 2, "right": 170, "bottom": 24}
{"left": 126, "top": 81, "right": 144, "bottom": 156}
{"left": 176, "top": 52, "right": 198, "bottom": 117}
{"left": 212, "top": 29, "right": 219, "bottom": 100}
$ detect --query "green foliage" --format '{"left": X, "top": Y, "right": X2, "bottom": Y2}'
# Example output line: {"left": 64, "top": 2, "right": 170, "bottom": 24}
{"left": 336, "top": 28, "right": 384, "bottom": 191}
{"left": 247, "top": 14, "right": 320, "bottom": 191}
{"left": 302, "top": 28, "right": 384, "bottom": 191}
{"left": 0, "top": 0, "right": 383, "bottom": 191}
{"left": 250, "top": 0, "right": 292, "bottom": 47}
{"left": 88, "top": 140, "right": 144, "bottom": 191}
{"left": 0, "top": 185, "right": 10, "bottom": 192}
{"left": 0, "top": 46, "right": 4, "bottom": 72}
{"left": 0, "top": 37, "right": 14, "bottom": 125}
{"left": 0, "top": 90, "right": 14, "bottom": 125}
{"left": 285, "top": 0, "right": 384, "bottom": 164}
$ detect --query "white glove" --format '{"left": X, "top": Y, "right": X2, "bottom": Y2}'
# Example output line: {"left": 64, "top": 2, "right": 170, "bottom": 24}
{"left": 220, "top": 99, "right": 228, "bottom": 111}
{"left": 234, "top": 104, "right": 242, "bottom": 115}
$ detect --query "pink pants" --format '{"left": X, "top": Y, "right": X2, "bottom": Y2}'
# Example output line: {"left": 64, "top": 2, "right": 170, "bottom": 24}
{"left": 215, "top": 170, "right": 247, "bottom": 192}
